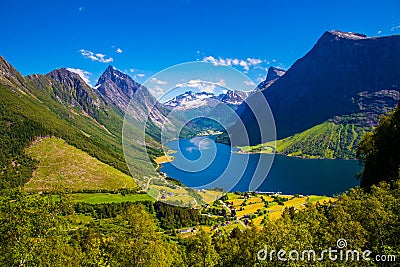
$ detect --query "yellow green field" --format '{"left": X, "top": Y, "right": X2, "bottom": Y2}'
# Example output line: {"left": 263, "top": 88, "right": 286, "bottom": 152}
{"left": 236, "top": 202, "right": 265, "bottom": 217}
{"left": 225, "top": 193, "right": 334, "bottom": 226}
{"left": 71, "top": 193, "right": 154, "bottom": 204}
{"left": 231, "top": 198, "right": 245, "bottom": 206}
{"left": 199, "top": 189, "right": 224, "bottom": 204}
{"left": 25, "top": 137, "right": 137, "bottom": 191}
{"left": 247, "top": 197, "right": 262, "bottom": 204}
{"left": 154, "top": 155, "right": 174, "bottom": 164}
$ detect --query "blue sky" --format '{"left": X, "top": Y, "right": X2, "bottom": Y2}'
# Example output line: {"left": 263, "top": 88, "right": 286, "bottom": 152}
{"left": 1, "top": 0, "right": 399, "bottom": 88}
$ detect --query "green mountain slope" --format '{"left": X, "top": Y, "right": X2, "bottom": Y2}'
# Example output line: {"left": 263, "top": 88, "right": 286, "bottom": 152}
{"left": 25, "top": 137, "right": 137, "bottom": 191}
{"left": 273, "top": 122, "right": 368, "bottom": 159}
{"left": 0, "top": 57, "right": 162, "bottom": 189}
{"left": 240, "top": 119, "right": 369, "bottom": 159}
{"left": 0, "top": 82, "right": 129, "bottom": 188}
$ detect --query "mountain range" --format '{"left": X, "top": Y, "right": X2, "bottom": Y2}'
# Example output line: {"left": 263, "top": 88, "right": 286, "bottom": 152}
{"left": 163, "top": 90, "right": 252, "bottom": 132}
{"left": 164, "top": 90, "right": 251, "bottom": 111}
{"left": 228, "top": 30, "right": 400, "bottom": 159}
{"left": 0, "top": 57, "right": 176, "bottom": 189}
{"left": 1, "top": 28, "right": 399, "bottom": 193}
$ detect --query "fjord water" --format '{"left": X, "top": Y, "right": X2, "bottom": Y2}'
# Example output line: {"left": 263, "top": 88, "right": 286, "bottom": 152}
{"left": 161, "top": 137, "right": 361, "bottom": 196}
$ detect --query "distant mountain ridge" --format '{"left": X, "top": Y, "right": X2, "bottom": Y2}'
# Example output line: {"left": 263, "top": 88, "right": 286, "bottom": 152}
{"left": 164, "top": 90, "right": 252, "bottom": 131}
{"left": 164, "top": 91, "right": 219, "bottom": 111}
{"left": 164, "top": 90, "right": 252, "bottom": 111}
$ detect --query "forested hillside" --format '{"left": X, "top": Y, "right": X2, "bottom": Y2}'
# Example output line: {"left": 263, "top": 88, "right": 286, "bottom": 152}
{"left": 1, "top": 177, "right": 399, "bottom": 265}
{"left": 0, "top": 83, "right": 129, "bottom": 189}
{"left": 0, "top": 57, "right": 166, "bottom": 190}
{"left": 1, "top": 103, "right": 399, "bottom": 266}
{"left": 241, "top": 120, "right": 368, "bottom": 159}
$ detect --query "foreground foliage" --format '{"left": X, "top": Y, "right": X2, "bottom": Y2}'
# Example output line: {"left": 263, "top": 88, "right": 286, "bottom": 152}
{"left": 357, "top": 101, "right": 400, "bottom": 189}
{"left": 1, "top": 181, "right": 399, "bottom": 266}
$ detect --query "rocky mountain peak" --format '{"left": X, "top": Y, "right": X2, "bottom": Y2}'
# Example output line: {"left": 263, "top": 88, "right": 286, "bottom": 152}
{"left": 327, "top": 30, "right": 367, "bottom": 40}
{"left": 47, "top": 68, "right": 82, "bottom": 83}
{"left": 265, "top": 67, "right": 286, "bottom": 83}
{"left": 258, "top": 67, "right": 286, "bottom": 89}
{"left": 43, "top": 68, "right": 101, "bottom": 114}
{"left": 231, "top": 31, "right": 400, "bottom": 144}
{"left": 0, "top": 56, "right": 29, "bottom": 91}
{"left": 45, "top": 68, "right": 94, "bottom": 94}
{"left": 93, "top": 66, "right": 174, "bottom": 130}
{"left": 315, "top": 30, "right": 369, "bottom": 47}
{"left": 96, "top": 66, "right": 141, "bottom": 100}
{"left": 99, "top": 65, "right": 121, "bottom": 81}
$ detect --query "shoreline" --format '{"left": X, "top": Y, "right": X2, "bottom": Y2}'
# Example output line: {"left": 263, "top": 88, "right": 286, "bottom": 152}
{"left": 154, "top": 149, "right": 177, "bottom": 164}
{"left": 155, "top": 155, "right": 174, "bottom": 164}
{"left": 234, "top": 150, "right": 357, "bottom": 161}
{"left": 155, "top": 139, "right": 357, "bottom": 198}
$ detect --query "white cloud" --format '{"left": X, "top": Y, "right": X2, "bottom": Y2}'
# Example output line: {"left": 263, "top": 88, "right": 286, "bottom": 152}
{"left": 175, "top": 79, "right": 226, "bottom": 93}
{"left": 247, "top": 58, "right": 262, "bottom": 65}
{"left": 239, "top": 60, "right": 249, "bottom": 71}
{"left": 66, "top": 68, "right": 92, "bottom": 86}
{"left": 133, "top": 73, "right": 146, "bottom": 81}
{"left": 202, "top": 56, "right": 264, "bottom": 72}
{"left": 116, "top": 48, "right": 123, "bottom": 53}
{"left": 216, "top": 79, "right": 226, "bottom": 87}
{"left": 149, "top": 85, "right": 165, "bottom": 98}
{"left": 377, "top": 30, "right": 382, "bottom": 34}
{"left": 391, "top": 25, "right": 400, "bottom": 31}
{"left": 129, "top": 68, "right": 135, "bottom": 73}
{"left": 244, "top": 80, "right": 255, "bottom": 86}
{"left": 150, "top": 77, "right": 167, "bottom": 85}
{"left": 80, "top": 49, "right": 113, "bottom": 63}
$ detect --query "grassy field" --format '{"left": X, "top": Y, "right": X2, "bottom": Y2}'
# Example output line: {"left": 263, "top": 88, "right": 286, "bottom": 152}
{"left": 154, "top": 149, "right": 176, "bottom": 164}
{"left": 25, "top": 137, "right": 137, "bottom": 191}
{"left": 71, "top": 193, "right": 154, "bottom": 204}
{"left": 154, "top": 155, "right": 174, "bottom": 164}
{"left": 225, "top": 193, "right": 334, "bottom": 226}
{"left": 231, "top": 198, "right": 245, "bottom": 206}
{"left": 236, "top": 202, "right": 265, "bottom": 217}
{"left": 199, "top": 189, "right": 224, "bottom": 204}
{"left": 247, "top": 197, "right": 262, "bottom": 204}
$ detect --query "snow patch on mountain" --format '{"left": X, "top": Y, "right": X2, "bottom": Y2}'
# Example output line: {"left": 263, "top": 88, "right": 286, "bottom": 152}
{"left": 164, "top": 90, "right": 252, "bottom": 111}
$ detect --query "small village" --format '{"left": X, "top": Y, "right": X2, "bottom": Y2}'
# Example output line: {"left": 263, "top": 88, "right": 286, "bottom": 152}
{"left": 177, "top": 191, "right": 334, "bottom": 236}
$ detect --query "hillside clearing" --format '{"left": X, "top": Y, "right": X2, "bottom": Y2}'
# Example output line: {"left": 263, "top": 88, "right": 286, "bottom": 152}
{"left": 25, "top": 137, "right": 137, "bottom": 191}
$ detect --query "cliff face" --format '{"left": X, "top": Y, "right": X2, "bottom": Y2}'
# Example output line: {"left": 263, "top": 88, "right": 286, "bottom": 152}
{"left": 94, "top": 66, "right": 172, "bottom": 128}
{"left": 258, "top": 67, "right": 286, "bottom": 89}
{"left": 233, "top": 31, "right": 400, "bottom": 145}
